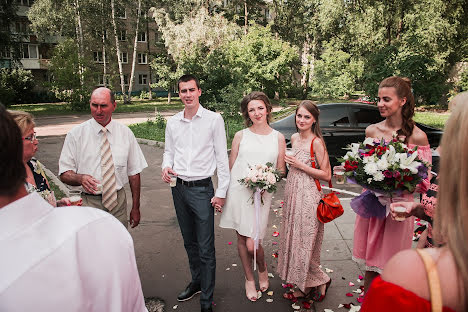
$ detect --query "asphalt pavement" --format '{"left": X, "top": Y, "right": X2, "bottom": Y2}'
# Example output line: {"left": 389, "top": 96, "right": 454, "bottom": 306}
{"left": 35, "top": 112, "right": 366, "bottom": 312}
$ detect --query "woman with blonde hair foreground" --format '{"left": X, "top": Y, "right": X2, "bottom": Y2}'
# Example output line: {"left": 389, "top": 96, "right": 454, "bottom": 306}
{"left": 362, "top": 96, "right": 468, "bottom": 311}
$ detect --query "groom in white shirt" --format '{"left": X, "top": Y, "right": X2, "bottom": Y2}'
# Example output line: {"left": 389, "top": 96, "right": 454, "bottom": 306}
{"left": 162, "top": 74, "right": 230, "bottom": 312}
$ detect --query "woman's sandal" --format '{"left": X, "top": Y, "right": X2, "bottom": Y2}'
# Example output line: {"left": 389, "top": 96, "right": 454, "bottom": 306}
{"left": 310, "top": 278, "right": 332, "bottom": 302}
{"left": 283, "top": 288, "right": 313, "bottom": 301}
{"left": 245, "top": 278, "right": 258, "bottom": 302}
{"left": 258, "top": 264, "right": 269, "bottom": 292}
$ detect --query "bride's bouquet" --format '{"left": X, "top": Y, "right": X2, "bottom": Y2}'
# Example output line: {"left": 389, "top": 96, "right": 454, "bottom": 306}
{"left": 238, "top": 162, "right": 282, "bottom": 194}
{"left": 338, "top": 134, "right": 430, "bottom": 218}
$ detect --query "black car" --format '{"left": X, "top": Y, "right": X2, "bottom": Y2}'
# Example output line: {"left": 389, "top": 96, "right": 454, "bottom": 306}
{"left": 271, "top": 103, "right": 442, "bottom": 168}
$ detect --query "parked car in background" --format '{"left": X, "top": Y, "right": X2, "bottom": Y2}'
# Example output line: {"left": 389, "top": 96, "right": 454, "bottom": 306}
{"left": 271, "top": 103, "right": 442, "bottom": 169}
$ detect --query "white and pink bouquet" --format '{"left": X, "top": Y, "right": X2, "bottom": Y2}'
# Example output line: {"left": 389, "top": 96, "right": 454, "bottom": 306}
{"left": 238, "top": 162, "right": 281, "bottom": 194}
{"left": 338, "top": 134, "right": 430, "bottom": 218}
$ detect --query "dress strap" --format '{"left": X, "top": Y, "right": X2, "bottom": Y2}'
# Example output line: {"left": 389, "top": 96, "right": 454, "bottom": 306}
{"left": 416, "top": 249, "right": 442, "bottom": 312}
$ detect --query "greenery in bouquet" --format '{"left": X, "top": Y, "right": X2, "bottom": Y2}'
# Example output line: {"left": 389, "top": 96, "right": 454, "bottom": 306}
{"left": 337, "top": 135, "right": 430, "bottom": 195}
{"left": 238, "top": 162, "right": 282, "bottom": 193}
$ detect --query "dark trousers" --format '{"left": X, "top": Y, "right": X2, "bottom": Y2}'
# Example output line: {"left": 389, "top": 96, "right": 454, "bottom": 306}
{"left": 171, "top": 181, "right": 215, "bottom": 309}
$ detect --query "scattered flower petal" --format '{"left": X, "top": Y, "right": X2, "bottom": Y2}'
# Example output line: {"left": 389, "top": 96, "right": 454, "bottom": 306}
{"left": 346, "top": 293, "right": 354, "bottom": 297}
{"left": 272, "top": 241, "right": 278, "bottom": 245}
{"left": 326, "top": 249, "right": 330, "bottom": 252}
{"left": 228, "top": 242, "right": 232, "bottom": 245}
{"left": 358, "top": 275, "right": 363, "bottom": 280}
{"left": 226, "top": 268, "right": 230, "bottom": 271}
{"left": 266, "top": 298, "right": 273, "bottom": 303}
{"left": 357, "top": 297, "right": 364, "bottom": 303}
{"left": 267, "top": 291, "right": 274, "bottom": 296}
{"left": 272, "top": 225, "right": 277, "bottom": 229}
{"left": 357, "top": 279, "right": 362, "bottom": 283}
{"left": 344, "top": 303, "right": 352, "bottom": 309}
{"left": 352, "top": 289, "right": 362, "bottom": 294}
{"left": 257, "top": 291, "right": 262, "bottom": 299}
{"left": 324, "top": 309, "right": 334, "bottom": 312}
{"left": 302, "top": 301, "right": 311, "bottom": 309}
{"left": 232, "top": 264, "right": 237, "bottom": 267}
{"left": 325, "top": 268, "right": 334, "bottom": 273}
{"left": 268, "top": 273, "right": 274, "bottom": 278}
{"left": 349, "top": 282, "right": 355, "bottom": 286}
{"left": 273, "top": 231, "right": 280, "bottom": 237}
{"left": 272, "top": 252, "right": 278, "bottom": 258}
{"left": 338, "top": 304, "right": 344, "bottom": 308}
{"left": 172, "top": 305, "right": 178, "bottom": 310}
{"left": 292, "top": 303, "right": 301, "bottom": 310}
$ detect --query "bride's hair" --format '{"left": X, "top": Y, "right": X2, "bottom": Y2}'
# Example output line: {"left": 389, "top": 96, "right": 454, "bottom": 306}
{"left": 435, "top": 94, "right": 468, "bottom": 309}
{"left": 295, "top": 100, "right": 324, "bottom": 141}
{"left": 378, "top": 76, "right": 415, "bottom": 143}
{"left": 240, "top": 91, "right": 272, "bottom": 127}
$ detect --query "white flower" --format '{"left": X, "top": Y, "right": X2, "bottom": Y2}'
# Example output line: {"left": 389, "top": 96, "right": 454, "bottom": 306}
{"left": 248, "top": 168, "right": 258, "bottom": 178}
{"left": 364, "top": 162, "right": 378, "bottom": 175}
{"left": 398, "top": 151, "right": 420, "bottom": 174}
{"left": 363, "top": 137, "right": 375, "bottom": 146}
{"left": 251, "top": 176, "right": 257, "bottom": 183}
{"left": 367, "top": 177, "right": 373, "bottom": 184}
{"left": 350, "top": 143, "right": 360, "bottom": 155}
{"left": 376, "top": 157, "right": 389, "bottom": 170}
{"left": 373, "top": 171, "right": 385, "bottom": 181}
{"left": 267, "top": 172, "right": 276, "bottom": 184}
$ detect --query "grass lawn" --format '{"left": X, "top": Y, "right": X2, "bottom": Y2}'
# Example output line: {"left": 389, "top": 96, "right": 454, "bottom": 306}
{"left": 9, "top": 98, "right": 184, "bottom": 116}
{"left": 414, "top": 111, "right": 450, "bottom": 130}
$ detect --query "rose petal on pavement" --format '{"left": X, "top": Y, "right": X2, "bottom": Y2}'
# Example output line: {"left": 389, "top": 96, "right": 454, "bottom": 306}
{"left": 272, "top": 225, "right": 278, "bottom": 229}
{"left": 267, "top": 291, "right": 274, "bottom": 296}
{"left": 352, "top": 289, "right": 362, "bottom": 294}
{"left": 324, "top": 309, "right": 334, "bottom": 312}
{"left": 302, "top": 301, "right": 311, "bottom": 309}
{"left": 346, "top": 292, "right": 354, "bottom": 297}
{"left": 325, "top": 268, "right": 334, "bottom": 273}
{"left": 232, "top": 264, "right": 237, "bottom": 267}
{"left": 228, "top": 242, "right": 232, "bottom": 245}
{"left": 172, "top": 305, "right": 178, "bottom": 309}
{"left": 349, "top": 282, "right": 355, "bottom": 286}
{"left": 273, "top": 231, "right": 280, "bottom": 237}
{"left": 226, "top": 268, "right": 230, "bottom": 271}
{"left": 358, "top": 275, "right": 364, "bottom": 280}
{"left": 357, "top": 297, "right": 364, "bottom": 303}
{"left": 272, "top": 241, "right": 278, "bottom": 245}
{"left": 257, "top": 291, "right": 262, "bottom": 299}
{"left": 266, "top": 298, "right": 273, "bottom": 303}
{"left": 268, "top": 273, "right": 274, "bottom": 278}
{"left": 338, "top": 304, "right": 344, "bottom": 308}
{"left": 292, "top": 303, "right": 301, "bottom": 310}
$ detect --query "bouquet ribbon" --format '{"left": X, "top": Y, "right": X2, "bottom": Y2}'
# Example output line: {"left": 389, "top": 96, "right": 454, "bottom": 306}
{"left": 253, "top": 187, "right": 261, "bottom": 271}
{"left": 351, "top": 190, "right": 408, "bottom": 219}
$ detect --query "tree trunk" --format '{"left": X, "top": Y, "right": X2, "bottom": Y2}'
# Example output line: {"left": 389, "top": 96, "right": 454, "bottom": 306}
{"left": 300, "top": 37, "right": 311, "bottom": 99}
{"left": 110, "top": 0, "right": 127, "bottom": 103}
{"left": 101, "top": 3, "right": 107, "bottom": 87}
{"left": 73, "top": 0, "right": 84, "bottom": 89}
{"left": 167, "top": 90, "right": 171, "bottom": 104}
{"left": 128, "top": 0, "right": 142, "bottom": 100}
{"left": 146, "top": 11, "right": 153, "bottom": 100}
{"left": 244, "top": 0, "right": 248, "bottom": 35}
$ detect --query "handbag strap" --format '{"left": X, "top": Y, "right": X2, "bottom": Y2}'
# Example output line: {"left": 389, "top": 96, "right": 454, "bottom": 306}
{"left": 310, "top": 137, "right": 332, "bottom": 192}
{"left": 416, "top": 249, "right": 443, "bottom": 312}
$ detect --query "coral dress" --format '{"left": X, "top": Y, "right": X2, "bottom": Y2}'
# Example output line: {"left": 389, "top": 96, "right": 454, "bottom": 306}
{"left": 219, "top": 128, "right": 279, "bottom": 239}
{"left": 353, "top": 144, "right": 432, "bottom": 273}
{"left": 277, "top": 148, "right": 329, "bottom": 291}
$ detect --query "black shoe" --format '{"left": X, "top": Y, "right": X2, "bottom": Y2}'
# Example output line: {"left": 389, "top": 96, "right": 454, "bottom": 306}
{"left": 177, "top": 282, "right": 201, "bottom": 302}
{"left": 201, "top": 307, "right": 213, "bottom": 312}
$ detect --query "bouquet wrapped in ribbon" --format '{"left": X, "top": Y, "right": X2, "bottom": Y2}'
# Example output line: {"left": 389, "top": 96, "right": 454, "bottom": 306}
{"left": 238, "top": 162, "right": 281, "bottom": 269}
{"left": 338, "top": 134, "right": 430, "bottom": 219}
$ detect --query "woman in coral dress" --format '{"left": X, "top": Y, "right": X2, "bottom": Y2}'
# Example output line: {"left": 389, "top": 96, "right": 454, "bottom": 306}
{"left": 219, "top": 91, "right": 286, "bottom": 302}
{"left": 277, "top": 100, "right": 332, "bottom": 303}
{"left": 352, "top": 76, "right": 431, "bottom": 292}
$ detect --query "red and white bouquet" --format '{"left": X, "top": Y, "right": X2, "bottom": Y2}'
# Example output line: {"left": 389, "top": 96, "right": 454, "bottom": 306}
{"left": 338, "top": 134, "right": 430, "bottom": 218}
{"left": 238, "top": 162, "right": 281, "bottom": 194}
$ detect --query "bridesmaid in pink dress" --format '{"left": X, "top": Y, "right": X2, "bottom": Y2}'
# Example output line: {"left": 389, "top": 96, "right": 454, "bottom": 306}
{"left": 352, "top": 76, "right": 432, "bottom": 292}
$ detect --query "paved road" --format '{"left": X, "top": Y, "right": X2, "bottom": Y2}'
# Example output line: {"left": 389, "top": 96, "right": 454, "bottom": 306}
{"left": 35, "top": 114, "right": 365, "bottom": 312}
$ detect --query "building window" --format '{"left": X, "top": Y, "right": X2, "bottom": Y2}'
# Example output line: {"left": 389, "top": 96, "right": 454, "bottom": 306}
{"left": 120, "top": 52, "right": 128, "bottom": 63}
{"left": 22, "top": 44, "right": 38, "bottom": 59}
{"left": 98, "top": 74, "right": 109, "bottom": 86}
{"left": 118, "top": 30, "right": 126, "bottom": 41}
{"left": 138, "top": 74, "right": 147, "bottom": 85}
{"left": 93, "top": 51, "right": 104, "bottom": 63}
{"left": 137, "top": 31, "right": 147, "bottom": 42}
{"left": 137, "top": 53, "right": 147, "bottom": 64}
{"left": 123, "top": 74, "right": 129, "bottom": 85}
{"left": 0, "top": 49, "right": 11, "bottom": 59}
{"left": 15, "top": 21, "right": 28, "bottom": 33}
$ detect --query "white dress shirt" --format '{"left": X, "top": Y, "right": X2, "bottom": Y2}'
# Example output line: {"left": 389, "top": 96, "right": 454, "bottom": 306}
{"left": 162, "top": 105, "right": 230, "bottom": 198}
{"left": 0, "top": 192, "right": 147, "bottom": 312}
{"left": 59, "top": 119, "right": 148, "bottom": 191}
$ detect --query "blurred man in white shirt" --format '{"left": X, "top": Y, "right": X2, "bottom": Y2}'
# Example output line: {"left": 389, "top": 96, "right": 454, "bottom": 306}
{"left": 0, "top": 105, "right": 147, "bottom": 312}
{"left": 162, "top": 74, "right": 230, "bottom": 312}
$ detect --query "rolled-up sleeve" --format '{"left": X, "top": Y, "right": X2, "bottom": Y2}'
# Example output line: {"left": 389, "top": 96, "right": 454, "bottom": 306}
{"left": 213, "top": 114, "right": 230, "bottom": 198}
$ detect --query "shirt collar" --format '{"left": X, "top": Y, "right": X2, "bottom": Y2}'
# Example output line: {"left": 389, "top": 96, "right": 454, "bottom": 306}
{"left": 90, "top": 118, "right": 114, "bottom": 134}
{"left": 0, "top": 192, "right": 52, "bottom": 241}
{"left": 177, "top": 105, "right": 205, "bottom": 122}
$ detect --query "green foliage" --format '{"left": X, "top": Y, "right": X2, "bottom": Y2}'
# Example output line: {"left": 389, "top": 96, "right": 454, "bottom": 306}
{"left": 0, "top": 68, "right": 35, "bottom": 107}
{"left": 457, "top": 67, "right": 468, "bottom": 92}
{"left": 310, "top": 44, "right": 363, "bottom": 98}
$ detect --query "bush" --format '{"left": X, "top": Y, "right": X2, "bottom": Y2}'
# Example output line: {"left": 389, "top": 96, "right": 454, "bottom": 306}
{"left": 0, "top": 68, "right": 35, "bottom": 107}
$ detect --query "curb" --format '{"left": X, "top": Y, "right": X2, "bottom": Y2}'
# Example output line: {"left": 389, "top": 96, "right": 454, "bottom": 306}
{"left": 43, "top": 166, "right": 71, "bottom": 197}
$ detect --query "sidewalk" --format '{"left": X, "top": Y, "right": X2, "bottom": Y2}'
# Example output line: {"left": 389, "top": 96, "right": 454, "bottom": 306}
{"left": 35, "top": 131, "right": 364, "bottom": 312}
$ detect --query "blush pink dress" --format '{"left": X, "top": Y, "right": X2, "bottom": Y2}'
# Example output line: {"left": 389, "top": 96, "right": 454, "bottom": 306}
{"left": 352, "top": 144, "right": 432, "bottom": 273}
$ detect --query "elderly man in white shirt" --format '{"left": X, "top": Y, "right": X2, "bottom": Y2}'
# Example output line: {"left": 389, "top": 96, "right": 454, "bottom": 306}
{"left": 162, "top": 74, "right": 230, "bottom": 312}
{"left": 59, "top": 87, "right": 147, "bottom": 228}
{"left": 0, "top": 105, "right": 147, "bottom": 312}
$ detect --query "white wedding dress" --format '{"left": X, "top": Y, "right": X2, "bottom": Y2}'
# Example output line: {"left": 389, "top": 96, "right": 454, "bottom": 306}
{"left": 219, "top": 128, "right": 279, "bottom": 239}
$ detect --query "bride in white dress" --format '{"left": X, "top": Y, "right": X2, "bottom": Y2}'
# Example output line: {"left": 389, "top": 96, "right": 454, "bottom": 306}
{"left": 219, "top": 91, "right": 286, "bottom": 302}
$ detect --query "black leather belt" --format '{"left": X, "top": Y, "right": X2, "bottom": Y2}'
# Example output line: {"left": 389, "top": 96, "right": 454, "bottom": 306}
{"left": 177, "top": 177, "right": 211, "bottom": 187}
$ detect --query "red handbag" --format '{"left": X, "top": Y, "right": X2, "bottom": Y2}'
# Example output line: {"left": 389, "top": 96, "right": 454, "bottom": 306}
{"left": 310, "top": 138, "right": 344, "bottom": 223}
